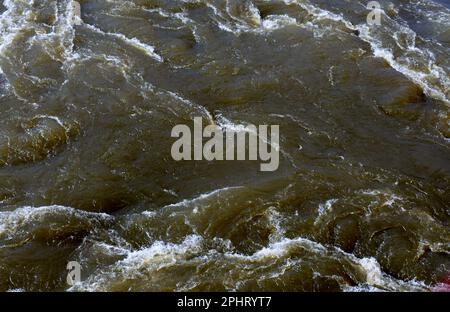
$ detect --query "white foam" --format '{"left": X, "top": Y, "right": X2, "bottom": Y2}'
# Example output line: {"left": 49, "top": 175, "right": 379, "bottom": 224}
{"left": 314, "top": 198, "right": 338, "bottom": 225}
{"left": 357, "top": 23, "right": 449, "bottom": 105}
{"left": 0, "top": 0, "right": 80, "bottom": 95}
{"left": 216, "top": 114, "right": 280, "bottom": 151}
{"left": 206, "top": 0, "right": 301, "bottom": 35}
{"left": 144, "top": 6, "right": 201, "bottom": 42}
{"left": 266, "top": 207, "right": 286, "bottom": 243}
{"left": 0, "top": 205, "right": 113, "bottom": 239}
{"left": 0, "top": 0, "right": 34, "bottom": 53}
{"left": 69, "top": 229, "right": 430, "bottom": 292}
{"left": 0, "top": 0, "right": 35, "bottom": 88}
{"left": 226, "top": 236, "right": 326, "bottom": 260}
{"left": 120, "top": 235, "right": 203, "bottom": 267}
{"left": 261, "top": 15, "right": 298, "bottom": 31}
{"left": 7, "top": 288, "right": 25, "bottom": 292}
{"left": 287, "top": 0, "right": 449, "bottom": 104}
{"left": 89, "top": 241, "right": 131, "bottom": 256}
{"left": 69, "top": 234, "right": 205, "bottom": 291}
{"left": 164, "top": 91, "right": 214, "bottom": 123}
{"left": 157, "top": 186, "right": 243, "bottom": 210}
{"left": 84, "top": 23, "right": 163, "bottom": 62}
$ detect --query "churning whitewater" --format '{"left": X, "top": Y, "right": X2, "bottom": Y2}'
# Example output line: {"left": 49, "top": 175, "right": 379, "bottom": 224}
{"left": 0, "top": 0, "right": 449, "bottom": 291}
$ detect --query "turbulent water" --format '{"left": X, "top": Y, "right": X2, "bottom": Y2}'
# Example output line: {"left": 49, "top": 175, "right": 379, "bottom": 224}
{"left": 0, "top": 0, "right": 449, "bottom": 292}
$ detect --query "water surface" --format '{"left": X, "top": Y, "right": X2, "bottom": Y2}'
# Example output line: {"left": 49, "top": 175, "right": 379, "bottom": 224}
{"left": 0, "top": 0, "right": 449, "bottom": 292}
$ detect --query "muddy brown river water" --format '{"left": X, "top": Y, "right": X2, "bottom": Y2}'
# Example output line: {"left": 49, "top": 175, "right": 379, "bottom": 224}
{"left": 0, "top": 0, "right": 449, "bottom": 292}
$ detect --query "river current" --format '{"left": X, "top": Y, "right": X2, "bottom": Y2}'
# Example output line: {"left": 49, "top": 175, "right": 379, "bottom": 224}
{"left": 0, "top": 0, "right": 449, "bottom": 291}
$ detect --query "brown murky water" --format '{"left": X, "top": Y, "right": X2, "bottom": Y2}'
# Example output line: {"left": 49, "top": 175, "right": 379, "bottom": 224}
{"left": 0, "top": 0, "right": 449, "bottom": 292}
